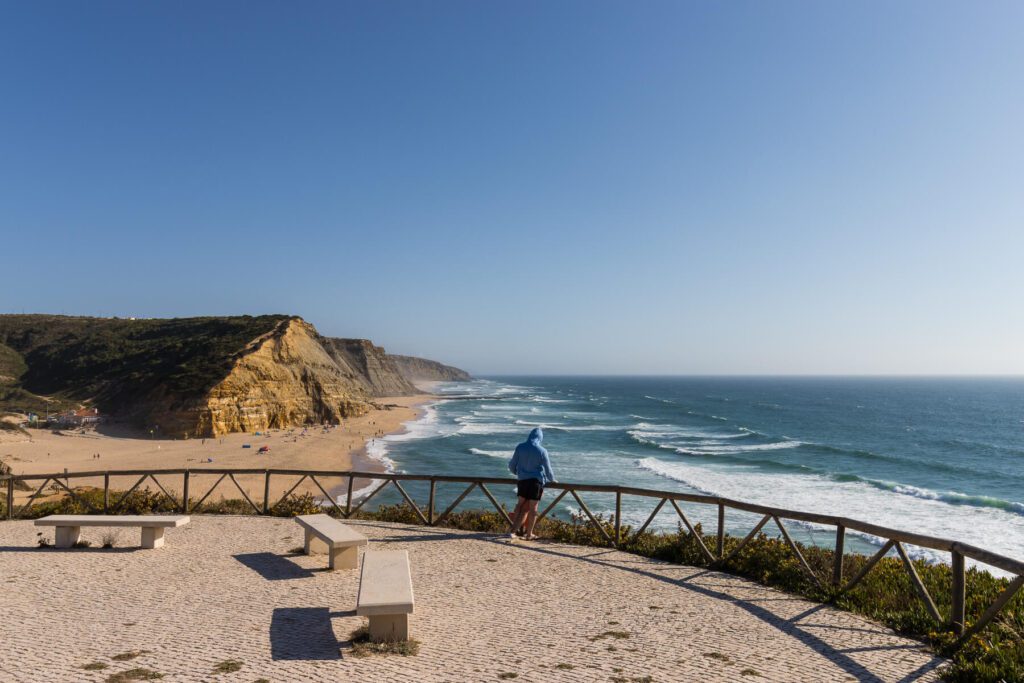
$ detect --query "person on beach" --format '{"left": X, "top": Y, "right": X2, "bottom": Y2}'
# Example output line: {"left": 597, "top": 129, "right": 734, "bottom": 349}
{"left": 507, "top": 427, "right": 555, "bottom": 541}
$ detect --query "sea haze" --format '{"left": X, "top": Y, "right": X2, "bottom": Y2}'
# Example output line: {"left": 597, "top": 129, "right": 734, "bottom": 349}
{"left": 363, "top": 376, "right": 1024, "bottom": 571}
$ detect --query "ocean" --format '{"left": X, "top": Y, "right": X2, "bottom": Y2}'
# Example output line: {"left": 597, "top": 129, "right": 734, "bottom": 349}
{"left": 362, "top": 376, "right": 1024, "bottom": 570}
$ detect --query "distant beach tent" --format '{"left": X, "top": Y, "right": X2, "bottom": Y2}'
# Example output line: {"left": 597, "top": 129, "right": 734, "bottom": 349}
{"left": 242, "top": 444, "right": 252, "bottom": 449}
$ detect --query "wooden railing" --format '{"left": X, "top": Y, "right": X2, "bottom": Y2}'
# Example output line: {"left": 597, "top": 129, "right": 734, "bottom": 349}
{"left": 3, "top": 467, "right": 1023, "bottom": 647}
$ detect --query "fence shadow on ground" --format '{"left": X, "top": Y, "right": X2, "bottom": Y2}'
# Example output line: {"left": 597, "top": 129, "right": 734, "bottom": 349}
{"left": 480, "top": 537, "right": 948, "bottom": 683}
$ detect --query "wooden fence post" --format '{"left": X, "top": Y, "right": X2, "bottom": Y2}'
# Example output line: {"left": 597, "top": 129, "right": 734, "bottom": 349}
{"left": 716, "top": 503, "right": 725, "bottom": 558}
{"left": 615, "top": 490, "right": 622, "bottom": 546}
{"left": 182, "top": 470, "right": 191, "bottom": 514}
{"left": 345, "top": 476, "right": 354, "bottom": 517}
{"left": 263, "top": 471, "right": 271, "bottom": 515}
{"left": 428, "top": 479, "right": 436, "bottom": 525}
{"left": 833, "top": 524, "right": 846, "bottom": 586}
{"left": 103, "top": 473, "right": 110, "bottom": 513}
{"left": 951, "top": 550, "right": 966, "bottom": 634}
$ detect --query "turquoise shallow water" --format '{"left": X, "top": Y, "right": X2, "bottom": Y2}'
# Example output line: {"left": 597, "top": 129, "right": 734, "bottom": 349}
{"left": 361, "top": 376, "right": 1024, "bottom": 569}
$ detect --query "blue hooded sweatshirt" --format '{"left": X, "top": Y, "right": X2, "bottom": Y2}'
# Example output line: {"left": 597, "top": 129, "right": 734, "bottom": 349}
{"left": 508, "top": 427, "right": 555, "bottom": 485}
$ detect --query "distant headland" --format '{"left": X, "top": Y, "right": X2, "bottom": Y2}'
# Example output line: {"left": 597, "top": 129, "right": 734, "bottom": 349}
{"left": 0, "top": 314, "right": 469, "bottom": 438}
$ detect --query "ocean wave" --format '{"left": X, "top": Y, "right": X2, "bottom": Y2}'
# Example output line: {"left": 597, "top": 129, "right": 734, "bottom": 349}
{"left": 633, "top": 456, "right": 1024, "bottom": 570}
{"left": 937, "top": 437, "right": 1024, "bottom": 458}
{"left": 468, "top": 447, "right": 509, "bottom": 459}
{"left": 457, "top": 423, "right": 526, "bottom": 435}
{"left": 632, "top": 422, "right": 754, "bottom": 439}
{"left": 866, "top": 480, "right": 1024, "bottom": 515}
{"left": 548, "top": 424, "right": 623, "bottom": 432}
{"left": 364, "top": 439, "right": 397, "bottom": 472}
{"left": 798, "top": 441, "right": 1000, "bottom": 479}
{"left": 682, "top": 409, "right": 730, "bottom": 422}
{"left": 674, "top": 440, "right": 802, "bottom": 455}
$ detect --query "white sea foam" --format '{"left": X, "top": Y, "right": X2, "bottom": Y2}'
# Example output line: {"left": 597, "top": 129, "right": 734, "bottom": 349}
{"left": 674, "top": 440, "right": 802, "bottom": 455}
{"left": 457, "top": 423, "right": 525, "bottom": 435}
{"left": 635, "top": 457, "right": 1024, "bottom": 572}
{"left": 631, "top": 423, "right": 751, "bottom": 439}
{"left": 468, "top": 447, "right": 510, "bottom": 459}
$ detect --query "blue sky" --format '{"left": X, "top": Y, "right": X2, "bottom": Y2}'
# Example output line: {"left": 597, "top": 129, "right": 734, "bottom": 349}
{"left": 1, "top": 2, "right": 1022, "bottom": 375}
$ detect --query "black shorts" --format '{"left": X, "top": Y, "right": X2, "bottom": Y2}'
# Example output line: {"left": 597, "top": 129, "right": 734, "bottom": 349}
{"left": 517, "top": 478, "right": 544, "bottom": 501}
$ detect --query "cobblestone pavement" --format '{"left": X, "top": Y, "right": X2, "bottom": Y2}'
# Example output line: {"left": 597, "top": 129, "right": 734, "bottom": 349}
{"left": 0, "top": 516, "right": 946, "bottom": 682}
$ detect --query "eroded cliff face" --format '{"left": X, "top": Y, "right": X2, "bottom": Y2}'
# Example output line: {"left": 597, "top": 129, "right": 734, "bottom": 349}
{"left": 0, "top": 313, "right": 468, "bottom": 438}
{"left": 388, "top": 354, "right": 471, "bottom": 382}
{"left": 147, "top": 319, "right": 373, "bottom": 437}
{"left": 322, "top": 338, "right": 420, "bottom": 397}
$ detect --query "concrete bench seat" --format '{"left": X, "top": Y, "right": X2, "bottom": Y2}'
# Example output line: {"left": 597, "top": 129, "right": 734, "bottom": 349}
{"left": 356, "top": 550, "right": 414, "bottom": 641}
{"left": 34, "top": 515, "right": 190, "bottom": 549}
{"left": 294, "top": 513, "right": 367, "bottom": 569}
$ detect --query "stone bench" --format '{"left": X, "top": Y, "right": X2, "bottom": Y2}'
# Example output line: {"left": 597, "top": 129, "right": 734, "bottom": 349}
{"left": 34, "top": 515, "right": 191, "bottom": 549}
{"left": 294, "top": 513, "right": 367, "bottom": 569}
{"left": 356, "top": 550, "right": 415, "bottom": 641}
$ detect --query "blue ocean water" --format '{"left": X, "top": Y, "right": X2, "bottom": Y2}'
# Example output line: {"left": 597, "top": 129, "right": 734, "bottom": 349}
{"left": 363, "top": 377, "right": 1024, "bottom": 568}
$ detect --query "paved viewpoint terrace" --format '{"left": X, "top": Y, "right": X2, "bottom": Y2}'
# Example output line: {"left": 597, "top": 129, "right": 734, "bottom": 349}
{"left": 0, "top": 516, "right": 945, "bottom": 682}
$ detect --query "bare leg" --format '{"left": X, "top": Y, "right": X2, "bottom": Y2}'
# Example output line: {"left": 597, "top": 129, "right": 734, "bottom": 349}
{"left": 524, "top": 499, "right": 541, "bottom": 538}
{"left": 509, "top": 497, "right": 529, "bottom": 536}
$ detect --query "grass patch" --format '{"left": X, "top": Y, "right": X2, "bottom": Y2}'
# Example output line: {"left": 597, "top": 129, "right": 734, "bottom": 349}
{"left": 73, "top": 540, "right": 92, "bottom": 548}
{"left": 105, "top": 669, "right": 163, "bottom": 682}
{"left": 555, "top": 663, "right": 574, "bottom": 670}
{"left": 82, "top": 662, "right": 109, "bottom": 670}
{"left": 740, "top": 669, "right": 761, "bottom": 677}
{"left": 348, "top": 625, "right": 420, "bottom": 657}
{"left": 589, "top": 631, "right": 631, "bottom": 641}
{"left": 212, "top": 660, "right": 243, "bottom": 674}
{"left": 111, "top": 650, "right": 150, "bottom": 662}
{"left": 703, "top": 652, "right": 730, "bottom": 663}
{"left": 497, "top": 674, "right": 518, "bottom": 680}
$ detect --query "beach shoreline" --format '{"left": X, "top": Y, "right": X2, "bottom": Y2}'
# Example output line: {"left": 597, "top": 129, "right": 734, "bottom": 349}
{"left": 1, "top": 394, "right": 436, "bottom": 506}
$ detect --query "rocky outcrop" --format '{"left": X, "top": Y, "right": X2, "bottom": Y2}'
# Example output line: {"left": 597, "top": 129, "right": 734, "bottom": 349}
{"left": 321, "top": 338, "right": 420, "bottom": 397}
{"left": 144, "top": 319, "right": 372, "bottom": 437}
{"left": 388, "top": 355, "right": 471, "bottom": 382}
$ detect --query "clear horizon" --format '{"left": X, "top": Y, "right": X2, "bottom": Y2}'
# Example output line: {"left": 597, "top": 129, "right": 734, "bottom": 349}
{"left": 2, "top": 2, "right": 1022, "bottom": 375}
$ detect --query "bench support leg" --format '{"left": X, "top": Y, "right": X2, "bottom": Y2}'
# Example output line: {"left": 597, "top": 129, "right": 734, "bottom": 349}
{"left": 329, "top": 545, "right": 359, "bottom": 570}
{"left": 304, "top": 530, "right": 328, "bottom": 555}
{"left": 55, "top": 526, "right": 81, "bottom": 548}
{"left": 141, "top": 527, "right": 165, "bottom": 549}
{"left": 368, "top": 614, "right": 409, "bottom": 642}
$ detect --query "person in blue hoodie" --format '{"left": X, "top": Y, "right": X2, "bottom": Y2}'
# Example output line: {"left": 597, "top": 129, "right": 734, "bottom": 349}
{"left": 507, "top": 427, "right": 555, "bottom": 540}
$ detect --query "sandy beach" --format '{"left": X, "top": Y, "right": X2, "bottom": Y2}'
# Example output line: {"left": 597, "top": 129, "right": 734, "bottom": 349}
{"left": 0, "top": 394, "right": 433, "bottom": 506}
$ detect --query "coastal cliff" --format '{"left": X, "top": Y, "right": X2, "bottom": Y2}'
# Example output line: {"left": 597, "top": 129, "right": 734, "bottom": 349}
{"left": 321, "top": 338, "right": 420, "bottom": 397}
{"left": 389, "top": 354, "right": 471, "bottom": 382}
{"left": 0, "top": 314, "right": 469, "bottom": 438}
{"left": 148, "top": 319, "right": 373, "bottom": 436}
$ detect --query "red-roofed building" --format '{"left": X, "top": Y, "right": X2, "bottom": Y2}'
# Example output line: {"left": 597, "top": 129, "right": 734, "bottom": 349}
{"left": 54, "top": 407, "right": 103, "bottom": 426}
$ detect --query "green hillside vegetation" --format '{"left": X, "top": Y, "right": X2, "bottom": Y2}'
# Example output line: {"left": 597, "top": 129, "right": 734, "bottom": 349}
{"left": 0, "top": 314, "right": 290, "bottom": 417}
